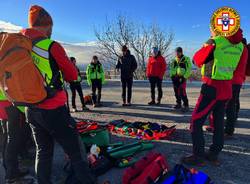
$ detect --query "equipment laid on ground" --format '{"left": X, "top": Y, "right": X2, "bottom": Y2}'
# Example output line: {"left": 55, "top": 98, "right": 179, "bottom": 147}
{"left": 76, "top": 121, "right": 110, "bottom": 147}
{"left": 161, "top": 164, "right": 213, "bottom": 184}
{"left": 122, "top": 152, "right": 169, "bottom": 184}
{"left": 108, "top": 119, "right": 176, "bottom": 140}
{"left": 107, "top": 141, "right": 154, "bottom": 159}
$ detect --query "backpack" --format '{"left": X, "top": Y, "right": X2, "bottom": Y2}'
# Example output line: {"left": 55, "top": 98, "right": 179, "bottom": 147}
{"left": 84, "top": 94, "right": 93, "bottom": 105}
{"left": 0, "top": 32, "right": 47, "bottom": 106}
{"left": 161, "top": 164, "right": 213, "bottom": 184}
{"left": 122, "top": 152, "right": 169, "bottom": 184}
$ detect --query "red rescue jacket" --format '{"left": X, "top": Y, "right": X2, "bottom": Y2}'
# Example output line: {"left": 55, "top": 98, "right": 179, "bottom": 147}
{"left": 193, "top": 29, "right": 248, "bottom": 100}
{"left": 146, "top": 55, "right": 167, "bottom": 80}
{"left": 21, "top": 28, "right": 78, "bottom": 109}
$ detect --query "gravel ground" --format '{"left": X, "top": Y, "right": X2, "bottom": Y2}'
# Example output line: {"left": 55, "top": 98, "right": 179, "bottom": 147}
{"left": 1, "top": 81, "right": 250, "bottom": 184}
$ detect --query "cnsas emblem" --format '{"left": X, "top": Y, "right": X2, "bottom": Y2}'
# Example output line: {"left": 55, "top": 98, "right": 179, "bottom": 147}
{"left": 211, "top": 7, "right": 240, "bottom": 37}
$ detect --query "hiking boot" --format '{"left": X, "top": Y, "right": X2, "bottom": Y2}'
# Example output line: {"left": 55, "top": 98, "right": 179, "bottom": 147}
{"left": 148, "top": 101, "right": 156, "bottom": 105}
{"left": 82, "top": 106, "right": 90, "bottom": 111}
{"left": 93, "top": 104, "right": 97, "bottom": 108}
{"left": 127, "top": 103, "right": 132, "bottom": 106}
{"left": 173, "top": 104, "right": 182, "bottom": 109}
{"left": 182, "top": 106, "right": 189, "bottom": 113}
{"left": 181, "top": 154, "right": 206, "bottom": 166}
{"left": 205, "top": 152, "right": 221, "bottom": 166}
{"left": 122, "top": 103, "right": 127, "bottom": 107}
{"left": 156, "top": 101, "right": 161, "bottom": 105}
{"left": 72, "top": 108, "right": 77, "bottom": 113}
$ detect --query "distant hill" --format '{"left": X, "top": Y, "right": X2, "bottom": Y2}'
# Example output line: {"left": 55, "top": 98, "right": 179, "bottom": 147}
{"left": 0, "top": 20, "right": 99, "bottom": 70}
{"left": 61, "top": 42, "right": 99, "bottom": 69}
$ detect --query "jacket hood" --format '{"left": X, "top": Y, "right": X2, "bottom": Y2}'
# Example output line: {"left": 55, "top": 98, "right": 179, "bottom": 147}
{"left": 227, "top": 28, "right": 243, "bottom": 44}
{"left": 21, "top": 28, "right": 47, "bottom": 40}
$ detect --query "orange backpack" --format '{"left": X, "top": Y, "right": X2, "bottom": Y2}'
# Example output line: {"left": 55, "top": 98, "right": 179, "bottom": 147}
{"left": 84, "top": 94, "right": 92, "bottom": 104}
{"left": 0, "top": 32, "right": 47, "bottom": 106}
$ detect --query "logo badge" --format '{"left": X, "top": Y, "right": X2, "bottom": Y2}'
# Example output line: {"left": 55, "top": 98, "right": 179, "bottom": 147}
{"left": 211, "top": 7, "right": 240, "bottom": 37}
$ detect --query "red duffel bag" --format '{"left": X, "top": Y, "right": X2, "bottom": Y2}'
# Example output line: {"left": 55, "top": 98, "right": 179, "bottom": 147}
{"left": 122, "top": 152, "right": 169, "bottom": 184}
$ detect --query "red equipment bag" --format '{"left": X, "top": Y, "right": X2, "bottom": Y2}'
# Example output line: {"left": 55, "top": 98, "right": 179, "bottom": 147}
{"left": 76, "top": 121, "right": 99, "bottom": 134}
{"left": 122, "top": 152, "right": 169, "bottom": 184}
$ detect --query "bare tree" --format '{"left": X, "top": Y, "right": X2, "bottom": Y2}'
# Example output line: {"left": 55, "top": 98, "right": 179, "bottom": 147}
{"left": 94, "top": 15, "right": 174, "bottom": 79}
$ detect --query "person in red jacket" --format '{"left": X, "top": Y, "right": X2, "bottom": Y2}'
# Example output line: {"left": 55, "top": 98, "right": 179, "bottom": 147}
{"left": 182, "top": 28, "right": 248, "bottom": 166}
{"left": 205, "top": 38, "right": 249, "bottom": 136}
{"left": 146, "top": 47, "right": 167, "bottom": 105}
{"left": 21, "top": 5, "right": 96, "bottom": 184}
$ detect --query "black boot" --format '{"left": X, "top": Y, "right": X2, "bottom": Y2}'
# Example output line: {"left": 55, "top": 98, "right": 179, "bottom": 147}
{"left": 173, "top": 104, "right": 182, "bottom": 109}
{"left": 148, "top": 100, "right": 156, "bottom": 105}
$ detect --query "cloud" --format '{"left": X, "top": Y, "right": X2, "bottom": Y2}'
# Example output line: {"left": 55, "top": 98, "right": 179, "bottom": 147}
{"left": 0, "top": 20, "right": 22, "bottom": 33}
{"left": 175, "top": 40, "right": 183, "bottom": 43}
{"left": 191, "top": 24, "right": 201, "bottom": 29}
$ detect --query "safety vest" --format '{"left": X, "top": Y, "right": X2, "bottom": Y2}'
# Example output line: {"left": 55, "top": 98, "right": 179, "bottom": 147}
{"left": 0, "top": 90, "right": 25, "bottom": 113}
{"left": 201, "top": 36, "right": 243, "bottom": 80}
{"left": 170, "top": 56, "right": 191, "bottom": 79}
{"left": 0, "top": 90, "right": 7, "bottom": 101}
{"left": 31, "top": 39, "right": 64, "bottom": 89}
{"left": 87, "top": 63, "right": 104, "bottom": 80}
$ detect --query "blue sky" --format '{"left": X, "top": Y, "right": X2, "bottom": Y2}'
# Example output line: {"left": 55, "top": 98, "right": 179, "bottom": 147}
{"left": 0, "top": 0, "right": 249, "bottom": 50}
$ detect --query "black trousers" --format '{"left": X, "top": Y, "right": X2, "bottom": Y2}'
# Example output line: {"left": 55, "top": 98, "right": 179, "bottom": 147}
{"left": 172, "top": 77, "right": 189, "bottom": 107}
{"left": 69, "top": 82, "right": 85, "bottom": 108}
{"left": 225, "top": 84, "right": 242, "bottom": 135}
{"left": 91, "top": 79, "right": 102, "bottom": 104}
{"left": 149, "top": 77, "right": 163, "bottom": 102}
{"left": 190, "top": 84, "right": 227, "bottom": 157}
{"left": 1, "top": 120, "right": 7, "bottom": 170}
{"left": 27, "top": 105, "right": 95, "bottom": 184}
{"left": 121, "top": 78, "right": 133, "bottom": 103}
{"left": 4, "top": 106, "right": 27, "bottom": 179}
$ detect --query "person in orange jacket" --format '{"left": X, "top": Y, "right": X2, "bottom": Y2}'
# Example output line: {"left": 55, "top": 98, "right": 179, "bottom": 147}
{"left": 146, "top": 47, "right": 167, "bottom": 105}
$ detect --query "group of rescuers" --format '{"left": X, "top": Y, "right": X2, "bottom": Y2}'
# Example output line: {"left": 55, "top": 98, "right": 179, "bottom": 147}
{"left": 0, "top": 5, "right": 250, "bottom": 184}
